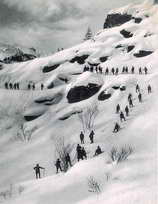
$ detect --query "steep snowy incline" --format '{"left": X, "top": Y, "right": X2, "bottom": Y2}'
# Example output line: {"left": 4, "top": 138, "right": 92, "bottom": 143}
{"left": 0, "top": 1, "right": 157, "bottom": 204}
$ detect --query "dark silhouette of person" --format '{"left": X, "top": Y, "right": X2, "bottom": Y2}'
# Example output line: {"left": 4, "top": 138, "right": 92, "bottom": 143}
{"left": 41, "top": 84, "right": 44, "bottom": 90}
{"left": 94, "top": 146, "right": 103, "bottom": 156}
{"left": 148, "top": 85, "right": 152, "bottom": 94}
{"left": 144, "top": 67, "right": 148, "bottom": 74}
{"left": 113, "top": 122, "right": 120, "bottom": 133}
{"left": 136, "top": 84, "right": 140, "bottom": 93}
{"left": 28, "top": 84, "right": 31, "bottom": 90}
{"left": 65, "top": 153, "right": 72, "bottom": 168}
{"left": 120, "top": 111, "right": 126, "bottom": 122}
{"left": 139, "top": 67, "right": 142, "bottom": 74}
{"left": 105, "top": 67, "right": 109, "bottom": 75}
{"left": 9, "top": 83, "right": 13, "bottom": 89}
{"left": 55, "top": 159, "right": 62, "bottom": 173}
{"left": 131, "top": 66, "right": 135, "bottom": 74}
{"left": 115, "top": 68, "right": 119, "bottom": 75}
{"left": 122, "top": 67, "right": 125, "bottom": 73}
{"left": 32, "top": 84, "right": 35, "bottom": 90}
{"left": 125, "top": 67, "right": 128, "bottom": 73}
{"left": 99, "top": 66, "right": 102, "bottom": 74}
{"left": 5, "top": 82, "right": 8, "bottom": 89}
{"left": 14, "top": 83, "right": 17, "bottom": 90}
{"left": 89, "top": 130, "right": 94, "bottom": 144}
{"left": 90, "top": 66, "right": 94, "bottom": 72}
{"left": 34, "top": 164, "right": 45, "bottom": 179}
{"left": 129, "top": 98, "right": 134, "bottom": 108}
{"left": 96, "top": 66, "right": 98, "bottom": 73}
{"left": 81, "top": 147, "right": 87, "bottom": 159}
{"left": 138, "top": 92, "right": 142, "bottom": 103}
{"left": 125, "top": 105, "right": 129, "bottom": 117}
{"left": 128, "top": 93, "right": 132, "bottom": 101}
{"left": 80, "top": 131, "right": 84, "bottom": 144}
{"left": 116, "top": 104, "right": 121, "bottom": 114}
{"left": 76, "top": 144, "right": 83, "bottom": 161}
{"left": 111, "top": 68, "right": 115, "bottom": 75}
{"left": 17, "top": 83, "right": 20, "bottom": 90}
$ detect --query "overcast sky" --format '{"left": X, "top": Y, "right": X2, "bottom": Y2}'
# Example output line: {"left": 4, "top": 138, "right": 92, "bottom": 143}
{"left": 0, "top": 0, "right": 147, "bottom": 54}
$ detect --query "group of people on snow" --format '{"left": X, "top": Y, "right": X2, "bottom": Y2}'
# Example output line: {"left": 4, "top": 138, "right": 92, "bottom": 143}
{"left": 4, "top": 82, "right": 45, "bottom": 91}
{"left": 113, "top": 84, "right": 152, "bottom": 133}
{"left": 83, "top": 65, "right": 149, "bottom": 75}
{"left": 80, "top": 130, "right": 94, "bottom": 144}
{"left": 4, "top": 82, "right": 20, "bottom": 90}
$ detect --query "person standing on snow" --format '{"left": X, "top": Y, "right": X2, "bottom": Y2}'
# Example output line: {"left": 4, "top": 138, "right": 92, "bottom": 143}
{"left": 65, "top": 153, "right": 72, "bottom": 168}
{"left": 76, "top": 144, "right": 83, "bottom": 161}
{"left": 136, "top": 84, "right": 140, "bottom": 93}
{"left": 34, "top": 164, "right": 45, "bottom": 179}
{"left": 144, "top": 67, "right": 148, "bottom": 74}
{"left": 80, "top": 131, "right": 85, "bottom": 144}
{"left": 129, "top": 97, "right": 134, "bottom": 108}
{"left": 116, "top": 104, "right": 121, "bottom": 114}
{"left": 94, "top": 146, "right": 103, "bottom": 156}
{"left": 138, "top": 92, "right": 142, "bottom": 103}
{"left": 120, "top": 111, "right": 126, "bottom": 122}
{"left": 125, "top": 105, "right": 129, "bottom": 117}
{"left": 55, "top": 159, "right": 62, "bottom": 174}
{"left": 89, "top": 130, "right": 94, "bottom": 144}
{"left": 148, "top": 85, "right": 152, "bottom": 94}
{"left": 113, "top": 122, "right": 120, "bottom": 133}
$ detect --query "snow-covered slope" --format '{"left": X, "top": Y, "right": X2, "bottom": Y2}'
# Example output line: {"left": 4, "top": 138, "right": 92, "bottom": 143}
{"left": 0, "top": 1, "right": 157, "bottom": 204}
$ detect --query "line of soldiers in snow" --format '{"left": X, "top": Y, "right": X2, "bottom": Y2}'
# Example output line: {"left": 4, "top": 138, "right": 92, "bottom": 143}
{"left": 83, "top": 65, "right": 148, "bottom": 75}
{"left": 33, "top": 130, "right": 103, "bottom": 178}
{"left": 4, "top": 82, "right": 45, "bottom": 90}
{"left": 33, "top": 83, "right": 152, "bottom": 178}
{"left": 113, "top": 84, "right": 152, "bottom": 133}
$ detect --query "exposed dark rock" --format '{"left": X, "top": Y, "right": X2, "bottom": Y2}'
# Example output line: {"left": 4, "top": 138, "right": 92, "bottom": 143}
{"left": 58, "top": 77, "right": 69, "bottom": 83}
{"left": 134, "top": 50, "right": 153, "bottom": 58}
{"left": 120, "top": 29, "right": 133, "bottom": 38}
{"left": 120, "top": 86, "right": 126, "bottom": 91}
{"left": 24, "top": 114, "right": 42, "bottom": 121}
{"left": 35, "top": 93, "right": 63, "bottom": 105}
{"left": 67, "top": 83, "right": 101, "bottom": 103}
{"left": 43, "top": 64, "right": 60, "bottom": 73}
{"left": 99, "top": 56, "right": 108, "bottom": 62}
{"left": 88, "top": 62, "right": 100, "bottom": 66}
{"left": 3, "top": 53, "right": 36, "bottom": 64}
{"left": 0, "top": 64, "right": 3, "bottom": 70}
{"left": 115, "top": 45, "right": 123, "bottom": 49}
{"left": 112, "top": 86, "right": 120, "bottom": 90}
{"left": 70, "top": 55, "right": 89, "bottom": 64}
{"left": 134, "top": 17, "right": 142, "bottom": 24}
{"left": 104, "top": 13, "right": 132, "bottom": 28}
{"left": 59, "top": 111, "right": 82, "bottom": 121}
{"left": 127, "top": 45, "right": 135, "bottom": 52}
{"left": 47, "top": 82, "right": 54, "bottom": 89}
{"left": 98, "top": 91, "right": 111, "bottom": 101}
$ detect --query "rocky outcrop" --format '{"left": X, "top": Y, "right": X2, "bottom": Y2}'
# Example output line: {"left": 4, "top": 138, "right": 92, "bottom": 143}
{"left": 98, "top": 91, "right": 111, "bottom": 101}
{"left": 59, "top": 111, "right": 82, "bottom": 121}
{"left": 35, "top": 93, "right": 63, "bottom": 105}
{"left": 70, "top": 55, "right": 89, "bottom": 64}
{"left": 43, "top": 64, "right": 60, "bottom": 73}
{"left": 99, "top": 56, "right": 108, "bottom": 62}
{"left": 103, "top": 13, "right": 142, "bottom": 29}
{"left": 67, "top": 83, "right": 101, "bottom": 103}
{"left": 120, "top": 30, "right": 133, "bottom": 38}
{"left": 3, "top": 53, "right": 36, "bottom": 64}
{"left": 134, "top": 50, "right": 153, "bottom": 57}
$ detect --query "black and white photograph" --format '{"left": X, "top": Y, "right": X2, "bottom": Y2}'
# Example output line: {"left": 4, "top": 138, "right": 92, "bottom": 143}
{"left": 0, "top": 0, "right": 157, "bottom": 203}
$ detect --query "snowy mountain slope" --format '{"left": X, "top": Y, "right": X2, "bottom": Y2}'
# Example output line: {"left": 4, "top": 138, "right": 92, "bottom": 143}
{"left": 0, "top": 1, "right": 157, "bottom": 204}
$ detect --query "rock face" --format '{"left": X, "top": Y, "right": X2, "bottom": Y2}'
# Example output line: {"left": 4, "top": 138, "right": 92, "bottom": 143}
{"left": 99, "top": 56, "right": 108, "bottom": 62}
{"left": 98, "top": 91, "right": 111, "bottom": 101}
{"left": 103, "top": 13, "right": 142, "bottom": 29}
{"left": 134, "top": 50, "right": 153, "bottom": 57}
{"left": 43, "top": 64, "right": 60, "bottom": 73}
{"left": 67, "top": 83, "right": 101, "bottom": 103}
{"left": 35, "top": 93, "right": 63, "bottom": 105}
{"left": 120, "top": 30, "right": 133, "bottom": 38}
{"left": 70, "top": 55, "right": 89, "bottom": 64}
{"left": 3, "top": 53, "right": 36, "bottom": 64}
{"left": 104, "top": 13, "right": 132, "bottom": 28}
